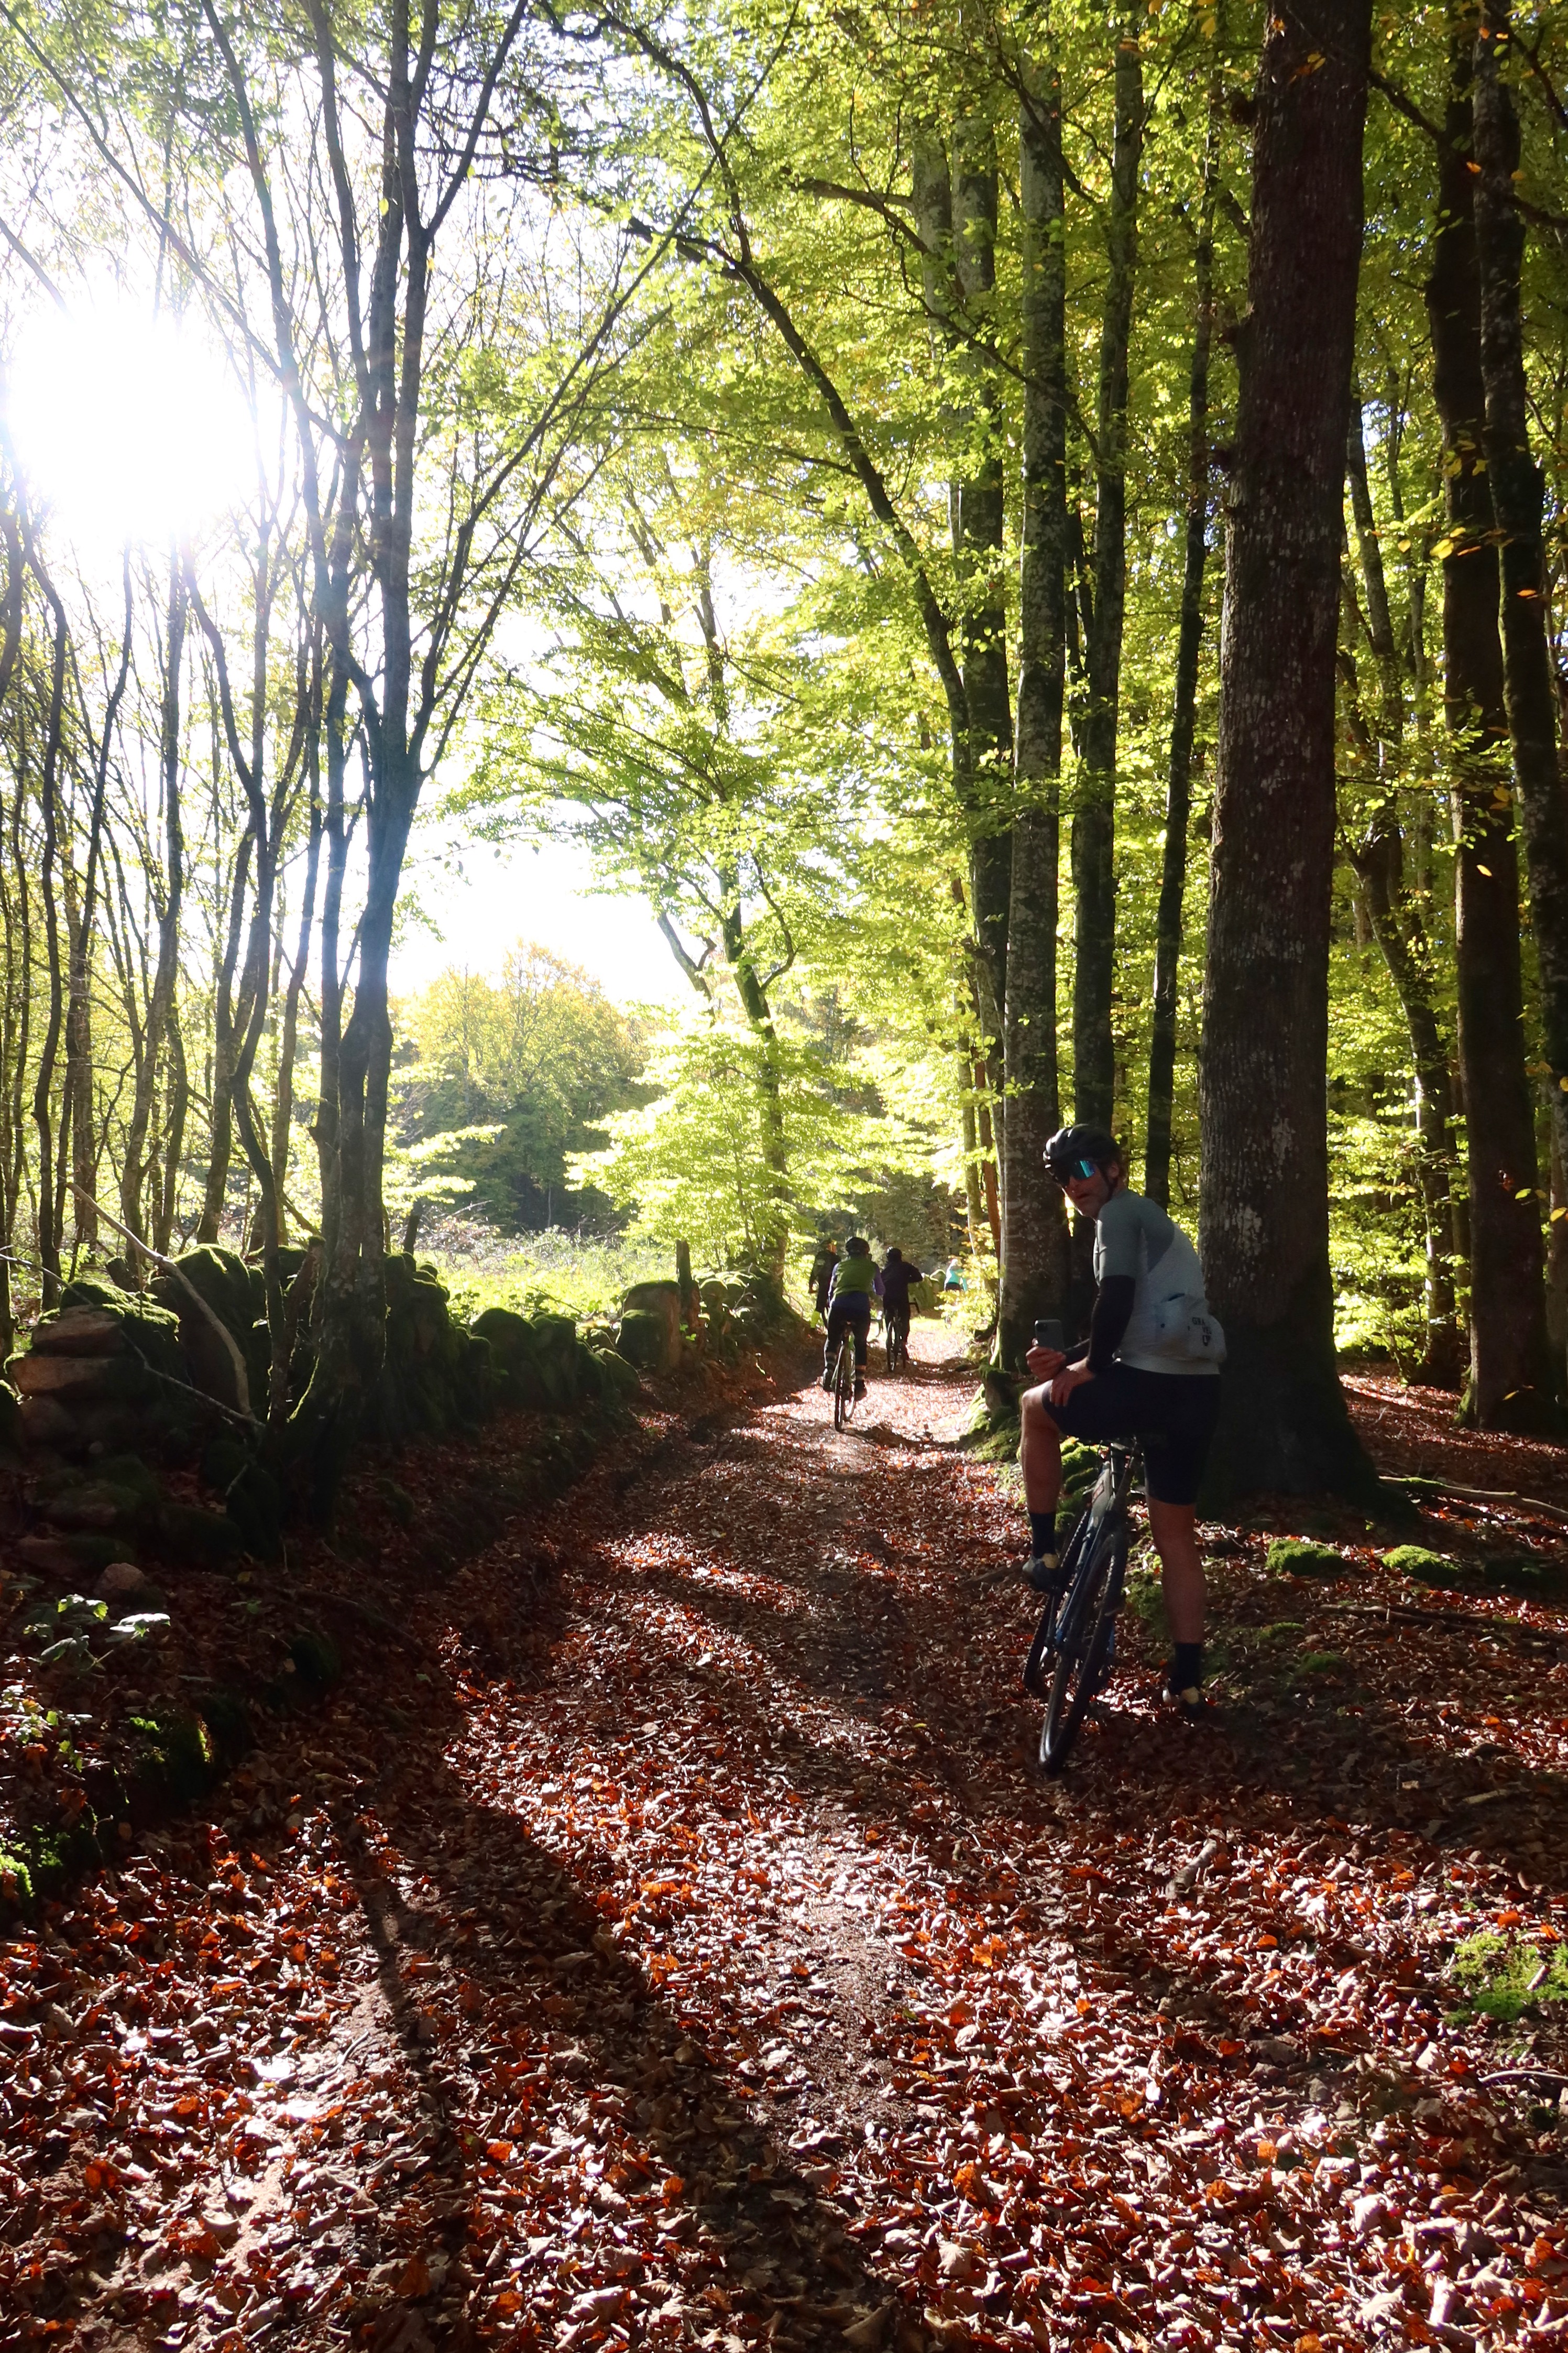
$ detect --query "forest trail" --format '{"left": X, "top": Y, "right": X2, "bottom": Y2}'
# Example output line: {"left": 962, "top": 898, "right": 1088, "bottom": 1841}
{"left": 5, "top": 1332, "right": 1568, "bottom": 2351}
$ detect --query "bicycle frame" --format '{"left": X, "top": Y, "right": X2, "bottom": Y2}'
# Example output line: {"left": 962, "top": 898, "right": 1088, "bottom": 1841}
{"left": 1023, "top": 1440, "right": 1139, "bottom": 1747}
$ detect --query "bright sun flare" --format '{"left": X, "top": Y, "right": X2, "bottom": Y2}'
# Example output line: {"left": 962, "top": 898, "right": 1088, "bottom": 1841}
{"left": 3, "top": 297, "right": 256, "bottom": 551}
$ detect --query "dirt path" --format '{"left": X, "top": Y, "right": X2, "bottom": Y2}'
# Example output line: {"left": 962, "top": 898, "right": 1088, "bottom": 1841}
{"left": 5, "top": 1331, "right": 1568, "bottom": 2351}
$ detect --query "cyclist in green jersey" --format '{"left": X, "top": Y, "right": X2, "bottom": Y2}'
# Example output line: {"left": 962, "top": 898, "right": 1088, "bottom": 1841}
{"left": 821, "top": 1236, "right": 876, "bottom": 1399}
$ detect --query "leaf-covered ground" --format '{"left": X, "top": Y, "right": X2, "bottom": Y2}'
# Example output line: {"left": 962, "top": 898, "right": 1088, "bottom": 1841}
{"left": 3, "top": 1331, "right": 1567, "bottom": 2351}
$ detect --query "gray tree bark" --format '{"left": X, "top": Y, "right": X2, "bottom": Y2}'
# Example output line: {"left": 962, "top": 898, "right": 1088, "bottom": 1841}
{"left": 1198, "top": 0, "right": 1379, "bottom": 1501}
{"left": 1424, "top": 25, "right": 1555, "bottom": 1429}
{"left": 1145, "top": 74, "right": 1218, "bottom": 1210}
{"left": 998, "top": 50, "right": 1071, "bottom": 1369}
{"left": 1472, "top": 0, "right": 1568, "bottom": 1413}
{"left": 1071, "top": 24, "right": 1142, "bottom": 1136}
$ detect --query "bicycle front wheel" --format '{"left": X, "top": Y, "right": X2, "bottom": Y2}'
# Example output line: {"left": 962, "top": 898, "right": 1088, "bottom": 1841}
{"left": 1038, "top": 1528, "right": 1123, "bottom": 1774}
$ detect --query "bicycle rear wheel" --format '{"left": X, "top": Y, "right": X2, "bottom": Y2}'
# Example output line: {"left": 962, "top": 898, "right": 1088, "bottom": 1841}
{"left": 1038, "top": 1524, "right": 1124, "bottom": 1774}
{"left": 833, "top": 1337, "right": 855, "bottom": 1430}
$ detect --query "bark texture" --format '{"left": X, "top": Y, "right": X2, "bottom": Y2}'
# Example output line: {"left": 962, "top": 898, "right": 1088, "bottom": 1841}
{"left": 1343, "top": 396, "right": 1463, "bottom": 1386}
{"left": 1145, "top": 74, "right": 1216, "bottom": 1210}
{"left": 1472, "top": 0, "right": 1568, "bottom": 1410}
{"left": 998, "top": 51, "right": 1071, "bottom": 1369}
{"left": 1071, "top": 27, "right": 1141, "bottom": 1135}
{"left": 1198, "top": 0, "right": 1379, "bottom": 1501}
{"left": 1424, "top": 29, "right": 1555, "bottom": 1428}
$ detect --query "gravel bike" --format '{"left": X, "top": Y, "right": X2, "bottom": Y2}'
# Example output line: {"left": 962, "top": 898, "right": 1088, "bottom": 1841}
{"left": 884, "top": 1303, "right": 910, "bottom": 1375}
{"left": 1022, "top": 1438, "right": 1137, "bottom": 1773}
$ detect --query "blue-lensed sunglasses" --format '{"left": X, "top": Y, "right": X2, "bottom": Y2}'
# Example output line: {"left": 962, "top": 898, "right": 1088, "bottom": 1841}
{"left": 1056, "top": 1157, "right": 1100, "bottom": 1183}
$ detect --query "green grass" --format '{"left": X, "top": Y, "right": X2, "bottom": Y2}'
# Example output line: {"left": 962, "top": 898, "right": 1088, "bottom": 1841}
{"left": 418, "top": 1221, "right": 677, "bottom": 1327}
{"left": 1265, "top": 1538, "right": 1347, "bottom": 1579}
{"left": 1451, "top": 1931, "right": 1568, "bottom": 2022}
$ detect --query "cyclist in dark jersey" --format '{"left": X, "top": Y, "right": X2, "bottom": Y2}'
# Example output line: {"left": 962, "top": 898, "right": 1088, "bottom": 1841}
{"left": 877, "top": 1248, "right": 922, "bottom": 1356}
{"left": 1020, "top": 1125, "right": 1224, "bottom": 1711}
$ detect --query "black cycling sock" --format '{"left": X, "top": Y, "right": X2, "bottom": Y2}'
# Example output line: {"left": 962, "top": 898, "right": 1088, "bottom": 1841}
{"left": 1171, "top": 1641, "right": 1203, "bottom": 1692}
{"left": 1029, "top": 1510, "right": 1056, "bottom": 1560}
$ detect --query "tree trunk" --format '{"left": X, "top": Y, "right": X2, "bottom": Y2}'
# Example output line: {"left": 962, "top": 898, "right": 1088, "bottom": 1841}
{"left": 272, "top": 787, "right": 322, "bottom": 1246}
{"left": 1344, "top": 396, "right": 1464, "bottom": 1386}
{"left": 1197, "top": 0, "right": 1379, "bottom": 1501}
{"left": 1424, "top": 30, "right": 1554, "bottom": 1428}
{"left": 1071, "top": 23, "right": 1142, "bottom": 1135}
{"left": 29, "top": 581, "right": 70, "bottom": 1310}
{"left": 122, "top": 555, "right": 187, "bottom": 1248}
{"left": 952, "top": 102, "right": 1014, "bottom": 1077}
{"left": 914, "top": 126, "right": 1012, "bottom": 1087}
{"left": 960, "top": 1081, "right": 986, "bottom": 1259}
{"left": 1472, "top": 0, "right": 1568, "bottom": 1409}
{"left": 1145, "top": 70, "right": 1217, "bottom": 1209}
{"left": 997, "top": 50, "right": 1072, "bottom": 1369}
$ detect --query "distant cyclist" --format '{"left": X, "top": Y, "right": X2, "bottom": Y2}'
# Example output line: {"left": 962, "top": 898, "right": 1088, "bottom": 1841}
{"left": 1020, "top": 1126, "right": 1222, "bottom": 1711}
{"left": 808, "top": 1237, "right": 840, "bottom": 1322}
{"left": 879, "top": 1247, "right": 923, "bottom": 1356}
{"left": 821, "top": 1235, "right": 876, "bottom": 1400}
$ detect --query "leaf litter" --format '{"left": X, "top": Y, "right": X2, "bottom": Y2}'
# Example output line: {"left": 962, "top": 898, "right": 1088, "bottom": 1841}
{"left": 1, "top": 1335, "right": 1565, "bottom": 2351}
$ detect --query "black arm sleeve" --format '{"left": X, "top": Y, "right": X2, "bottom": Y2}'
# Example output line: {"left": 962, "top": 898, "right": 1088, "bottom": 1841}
{"left": 1087, "top": 1273, "right": 1136, "bottom": 1374}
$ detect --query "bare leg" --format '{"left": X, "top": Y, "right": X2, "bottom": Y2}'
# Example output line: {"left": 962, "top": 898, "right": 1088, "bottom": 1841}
{"left": 1147, "top": 1498, "right": 1204, "bottom": 1644}
{"left": 1019, "top": 1386, "right": 1063, "bottom": 1515}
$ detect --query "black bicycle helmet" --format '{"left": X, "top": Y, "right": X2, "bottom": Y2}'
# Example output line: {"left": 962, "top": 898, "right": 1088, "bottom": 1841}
{"left": 1044, "top": 1124, "right": 1121, "bottom": 1178}
{"left": 844, "top": 1235, "right": 870, "bottom": 1256}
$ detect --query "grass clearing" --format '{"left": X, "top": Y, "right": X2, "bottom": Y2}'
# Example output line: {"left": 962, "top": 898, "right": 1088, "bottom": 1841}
{"left": 418, "top": 1218, "right": 677, "bottom": 1326}
{"left": 1451, "top": 1930, "right": 1568, "bottom": 2023}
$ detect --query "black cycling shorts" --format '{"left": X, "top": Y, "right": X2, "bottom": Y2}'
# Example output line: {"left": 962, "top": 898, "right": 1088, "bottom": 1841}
{"left": 1029, "top": 1361, "right": 1221, "bottom": 1507}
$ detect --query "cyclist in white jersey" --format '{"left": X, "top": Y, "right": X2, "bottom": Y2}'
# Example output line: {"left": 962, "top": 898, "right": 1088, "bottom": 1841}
{"left": 1019, "top": 1125, "right": 1223, "bottom": 1711}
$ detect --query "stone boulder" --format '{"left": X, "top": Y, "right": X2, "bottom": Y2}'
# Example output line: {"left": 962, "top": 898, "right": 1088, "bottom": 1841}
{"left": 618, "top": 1281, "right": 683, "bottom": 1371}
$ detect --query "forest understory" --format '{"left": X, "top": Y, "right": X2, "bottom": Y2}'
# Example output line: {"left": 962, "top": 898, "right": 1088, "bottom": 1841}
{"left": 2, "top": 1327, "right": 1567, "bottom": 2353}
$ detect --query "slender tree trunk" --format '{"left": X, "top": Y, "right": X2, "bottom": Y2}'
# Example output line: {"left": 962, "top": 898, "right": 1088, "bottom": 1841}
{"left": 1344, "top": 397, "right": 1465, "bottom": 1385}
{"left": 30, "top": 583, "right": 70, "bottom": 1310}
{"left": 914, "top": 127, "right": 1012, "bottom": 1084}
{"left": 952, "top": 102, "right": 1014, "bottom": 1083}
{"left": 1072, "top": 23, "right": 1142, "bottom": 1135}
{"left": 1198, "top": 0, "right": 1379, "bottom": 1501}
{"left": 272, "top": 792, "right": 322, "bottom": 1246}
{"left": 998, "top": 49, "right": 1071, "bottom": 1368}
{"left": 1145, "top": 76, "right": 1218, "bottom": 1209}
{"left": 1472, "top": 0, "right": 1568, "bottom": 1407}
{"left": 199, "top": 836, "right": 250, "bottom": 1244}
{"left": 122, "top": 554, "right": 187, "bottom": 1247}
{"left": 157, "top": 1015, "right": 188, "bottom": 1255}
{"left": 960, "top": 1082, "right": 986, "bottom": 1260}
{"left": 1424, "top": 31, "right": 1554, "bottom": 1428}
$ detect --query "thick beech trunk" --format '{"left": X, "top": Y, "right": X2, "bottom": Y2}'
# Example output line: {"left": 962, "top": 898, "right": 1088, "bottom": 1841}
{"left": 1424, "top": 37, "right": 1554, "bottom": 1428}
{"left": 1472, "top": 0, "right": 1568, "bottom": 1408}
{"left": 1198, "top": 0, "right": 1378, "bottom": 1500}
{"left": 997, "top": 51, "right": 1071, "bottom": 1369}
{"left": 1071, "top": 26, "right": 1141, "bottom": 1136}
{"left": 1145, "top": 80, "right": 1216, "bottom": 1209}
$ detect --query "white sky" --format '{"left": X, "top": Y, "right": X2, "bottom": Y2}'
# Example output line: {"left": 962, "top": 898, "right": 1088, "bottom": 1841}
{"left": 391, "top": 822, "right": 688, "bottom": 1008}
{"left": 3, "top": 286, "right": 692, "bottom": 1017}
